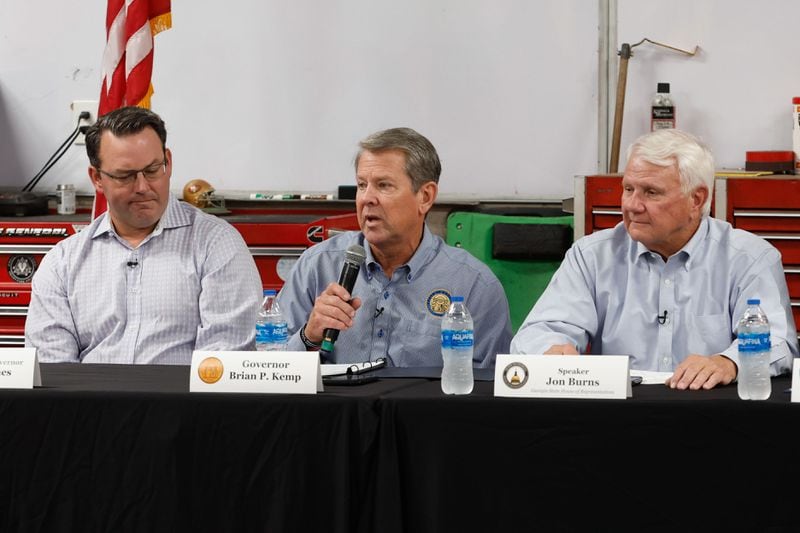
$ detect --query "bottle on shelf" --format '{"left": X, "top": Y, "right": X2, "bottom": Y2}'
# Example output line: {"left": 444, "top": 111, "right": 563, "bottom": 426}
{"left": 255, "top": 289, "right": 288, "bottom": 351}
{"left": 737, "top": 298, "right": 771, "bottom": 400}
{"left": 651, "top": 82, "right": 675, "bottom": 131}
{"left": 441, "top": 296, "right": 474, "bottom": 395}
{"left": 56, "top": 184, "right": 76, "bottom": 215}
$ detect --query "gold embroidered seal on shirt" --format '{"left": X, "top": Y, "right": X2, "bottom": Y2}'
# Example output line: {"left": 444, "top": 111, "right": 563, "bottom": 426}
{"left": 426, "top": 289, "right": 451, "bottom": 317}
{"left": 198, "top": 357, "right": 224, "bottom": 384}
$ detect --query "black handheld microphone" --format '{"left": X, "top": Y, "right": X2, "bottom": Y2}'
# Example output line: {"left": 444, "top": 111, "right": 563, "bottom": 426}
{"left": 319, "top": 244, "right": 366, "bottom": 355}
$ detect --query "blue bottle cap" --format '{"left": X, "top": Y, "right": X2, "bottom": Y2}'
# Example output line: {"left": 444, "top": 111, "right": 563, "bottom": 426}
{"left": 451, "top": 296, "right": 464, "bottom": 302}
{"left": 746, "top": 298, "right": 760, "bottom": 305}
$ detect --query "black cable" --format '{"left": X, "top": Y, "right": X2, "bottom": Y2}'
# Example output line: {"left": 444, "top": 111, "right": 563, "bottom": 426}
{"left": 22, "top": 125, "right": 80, "bottom": 191}
{"left": 23, "top": 124, "right": 82, "bottom": 192}
{"left": 23, "top": 112, "right": 90, "bottom": 192}
{"left": 25, "top": 128, "right": 82, "bottom": 192}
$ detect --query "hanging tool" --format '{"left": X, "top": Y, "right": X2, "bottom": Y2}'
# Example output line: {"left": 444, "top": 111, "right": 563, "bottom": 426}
{"left": 608, "top": 38, "right": 699, "bottom": 173}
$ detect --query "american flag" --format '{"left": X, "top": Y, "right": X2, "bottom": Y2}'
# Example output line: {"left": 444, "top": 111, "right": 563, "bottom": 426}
{"left": 93, "top": 0, "right": 172, "bottom": 219}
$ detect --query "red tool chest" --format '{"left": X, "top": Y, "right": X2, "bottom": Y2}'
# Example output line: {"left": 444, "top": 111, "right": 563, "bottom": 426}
{"left": 0, "top": 219, "right": 87, "bottom": 347}
{"left": 715, "top": 176, "right": 800, "bottom": 333}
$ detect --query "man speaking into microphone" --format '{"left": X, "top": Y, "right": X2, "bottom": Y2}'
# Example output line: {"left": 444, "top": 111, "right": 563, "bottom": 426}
{"left": 278, "top": 127, "right": 512, "bottom": 367}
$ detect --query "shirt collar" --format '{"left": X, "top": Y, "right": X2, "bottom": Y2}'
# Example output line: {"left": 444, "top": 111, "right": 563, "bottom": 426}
{"left": 678, "top": 216, "right": 709, "bottom": 270}
{"left": 363, "top": 224, "right": 437, "bottom": 282}
{"left": 634, "top": 216, "right": 709, "bottom": 271}
{"left": 91, "top": 211, "right": 114, "bottom": 240}
{"left": 90, "top": 193, "right": 189, "bottom": 243}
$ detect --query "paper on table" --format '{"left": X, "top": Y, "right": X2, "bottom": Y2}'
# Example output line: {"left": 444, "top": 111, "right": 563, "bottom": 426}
{"left": 630, "top": 370, "right": 672, "bottom": 385}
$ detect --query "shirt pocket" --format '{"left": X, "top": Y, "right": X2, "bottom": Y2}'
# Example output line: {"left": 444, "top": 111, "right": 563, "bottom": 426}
{"left": 689, "top": 313, "right": 732, "bottom": 354}
{"left": 403, "top": 317, "right": 442, "bottom": 337}
{"left": 392, "top": 317, "right": 442, "bottom": 366}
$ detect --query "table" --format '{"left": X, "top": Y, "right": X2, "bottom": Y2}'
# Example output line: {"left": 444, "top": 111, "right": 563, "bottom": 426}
{"left": 0, "top": 364, "right": 410, "bottom": 533}
{"left": 1, "top": 364, "right": 797, "bottom": 532}
{"left": 375, "top": 379, "right": 800, "bottom": 532}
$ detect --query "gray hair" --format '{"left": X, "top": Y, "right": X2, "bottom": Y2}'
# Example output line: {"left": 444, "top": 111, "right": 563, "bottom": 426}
{"left": 626, "top": 129, "right": 715, "bottom": 216}
{"left": 85, "top": 106, "right": 167, "bottom": 168}
{"left": 355, "top": 127, "right": 441, "bottom": 191}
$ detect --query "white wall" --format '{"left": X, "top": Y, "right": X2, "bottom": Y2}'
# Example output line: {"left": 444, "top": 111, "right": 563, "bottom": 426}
{"left": 0, "top": 0, "right": 105, "bottom": 194}
{"left": 616, "top": 0, "right": 800, "bottom": 170}
{"left": 2, "top": 1, "right": 798, "bottom": 201}
{"left": 0, "top": 0, "right": 598, "bottom": 200}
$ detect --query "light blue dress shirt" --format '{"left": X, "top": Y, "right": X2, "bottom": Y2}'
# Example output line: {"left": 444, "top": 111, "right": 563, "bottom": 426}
{"left": 278, "top": 225, "right": 512, "bottom": 367}
{"left": 511, "top": 217, "right": 798, "bottom": 374}
{"left": 25, "top": 194, "right": 262, "bottom": 364}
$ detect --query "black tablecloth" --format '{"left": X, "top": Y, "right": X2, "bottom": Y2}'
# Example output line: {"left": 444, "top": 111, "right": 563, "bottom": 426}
{"left": 1, "top": 364, "right": 797, "bottom": 532}
{"left": 374, "top": 379, "right": 800, "bottom": 532}
{"left": 1, "top": 364, "right": 417, "bottom": 533}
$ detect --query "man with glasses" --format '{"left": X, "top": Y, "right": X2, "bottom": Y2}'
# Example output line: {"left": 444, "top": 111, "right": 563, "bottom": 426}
{"left": 25, "top": 106, "right": 262, "bottom": 364}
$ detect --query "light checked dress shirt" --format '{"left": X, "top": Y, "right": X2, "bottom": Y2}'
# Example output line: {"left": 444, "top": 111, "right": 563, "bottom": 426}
{"left": 25, "top": 194, "right": 262, "bottom": 364}
{"left": 511, "top": 217, "right": 798, "bottom": 374}
{"left": 278, "top": 225, "right": 513, "bottom": 367}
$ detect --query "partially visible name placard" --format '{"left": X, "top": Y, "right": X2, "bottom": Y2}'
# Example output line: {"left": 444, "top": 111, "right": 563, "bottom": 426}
{"left": 494, "top": 354, "right": 631, "bottom": 399}
{"left": 791, "top": 358, "right": 800, "bottom": 403}
{"left": 190, "top": 351, "right": 322, "bottom": 394}
{"left": 0, "top": 348, "right": 41, "bottom": 389}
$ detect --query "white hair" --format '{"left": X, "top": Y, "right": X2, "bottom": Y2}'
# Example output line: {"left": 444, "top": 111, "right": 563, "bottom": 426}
{"left": 626, "top": 129, "right": 715, "bottom": 216}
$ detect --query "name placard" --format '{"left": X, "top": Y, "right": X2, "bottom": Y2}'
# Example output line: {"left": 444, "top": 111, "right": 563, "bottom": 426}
{"left": 0, "top": 348, "right": 41, "bottom": 389}
{"left": 494, "top": 354, "right": 631, "bottom": 399}
{"left": 791, "top": 358, "right": 800, "bottom": 403}
{"left": 190, "top": 351, "right": 322, "bottom": 394}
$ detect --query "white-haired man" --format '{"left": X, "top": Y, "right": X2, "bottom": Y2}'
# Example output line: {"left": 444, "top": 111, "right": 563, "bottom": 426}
{"left": 511, "top": 129, "right": 798, "bottom": 390}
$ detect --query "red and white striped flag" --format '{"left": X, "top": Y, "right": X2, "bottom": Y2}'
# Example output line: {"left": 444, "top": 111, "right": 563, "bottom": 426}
{"left": 93, "top": 0, "right": 172, "bottom": 219}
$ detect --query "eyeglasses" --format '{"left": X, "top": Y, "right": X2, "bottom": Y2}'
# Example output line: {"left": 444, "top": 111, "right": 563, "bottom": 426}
{"left": 95, "top": 159, "right": 167, "bottom": 186}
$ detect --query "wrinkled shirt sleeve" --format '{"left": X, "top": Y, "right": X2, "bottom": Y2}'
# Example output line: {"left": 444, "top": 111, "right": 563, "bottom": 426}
{"left": 194, "top": 225, "right": 263, "bottom": 352}
{"left": 25, "top": 245, "right": 80, "bottom": 362}
{"left": 278, "top": 246, "right": 323, "bottom": 353}
{"left": 511, "top": 244, "right": 597, "bottom": 355}
{"left": 718, "top": 247, "right": 797, "bottom": 376}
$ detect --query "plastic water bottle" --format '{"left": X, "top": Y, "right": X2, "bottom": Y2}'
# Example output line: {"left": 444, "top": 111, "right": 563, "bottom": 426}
{"left": 255, "top": 289, "right": 288, "bottom": 351}
{"left": 651, "top": 82, "right": 675, "bottom": 131}
{"left": 441, "top": 296, "right": 474, "bottom": 394}
{"left": 737, "top": 298, "right": 771, "bottom": 400}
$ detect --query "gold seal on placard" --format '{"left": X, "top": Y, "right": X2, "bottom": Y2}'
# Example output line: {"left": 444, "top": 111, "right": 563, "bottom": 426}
{"left": 502, "top": 362, "right": 529, "bottom": 389}
{"left": 198, "top": 357, "right": 224, "bottom": 384}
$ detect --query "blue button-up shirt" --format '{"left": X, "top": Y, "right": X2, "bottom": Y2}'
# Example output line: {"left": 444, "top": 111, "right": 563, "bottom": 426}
{"left": 511, "top": 217, "right": 798, "bottom": 374}
{"left": 278, "top": 225, "right": 512, "bottom": 367}
{"left": 25, "top": 194, "right": 262, "bottom": 364}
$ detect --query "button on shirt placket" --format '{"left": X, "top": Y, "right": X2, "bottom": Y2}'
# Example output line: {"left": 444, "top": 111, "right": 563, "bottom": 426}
{"left": 655, "top": 254, "right": 681, "bottom": 372}
{"left": 367, "top": 265, "right": 413, "bottom": 362}
{"left": 367, "top": 266, "right": 391, "bottom": 361}
{"left": 374, "top": 286, "right": 391, "bottom": 357}
{"left": 117, "top": 225, "right": 162, "bottom": 364}
{"left": 123, "top": 248, "right": 142, "bottom": 363}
